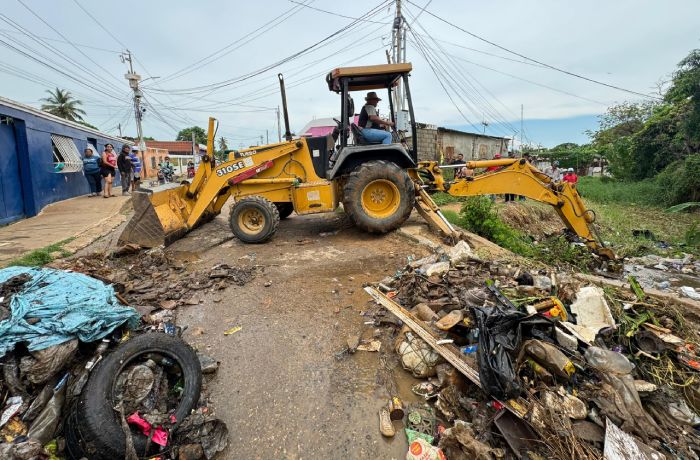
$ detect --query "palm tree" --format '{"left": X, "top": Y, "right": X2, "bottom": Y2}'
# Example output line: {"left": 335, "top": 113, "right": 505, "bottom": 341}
{"left": 217, "top": 136, "right": 228, "bottom": 152}
{"left": 40, "top": 88, "right": 86, "bottom": 122}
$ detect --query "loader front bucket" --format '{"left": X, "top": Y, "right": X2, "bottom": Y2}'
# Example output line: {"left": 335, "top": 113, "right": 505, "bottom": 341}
{"left": 118, "top": 186, "right": 192, "bottom": 248}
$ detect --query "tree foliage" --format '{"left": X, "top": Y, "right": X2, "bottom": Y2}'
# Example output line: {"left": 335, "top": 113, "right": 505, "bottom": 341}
{"left": 41, "top": 88, "right": 86, "bottom": 122}
{"left": 176, "top": 126, "right": 207, "bottom": 145}
{"left": 584, "top": 49, "right": 700, "bottom": 192}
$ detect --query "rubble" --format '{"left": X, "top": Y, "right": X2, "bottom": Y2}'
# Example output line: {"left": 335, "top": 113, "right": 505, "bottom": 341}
{"left": 362, "top": 242, "right": 700, "bottom": 460}
{"left": 0, "top": 246, "right": 236, "bottom": 459}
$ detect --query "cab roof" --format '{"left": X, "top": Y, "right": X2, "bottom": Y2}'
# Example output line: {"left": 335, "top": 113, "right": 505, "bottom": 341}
{"left": 326, "top": 63, "right": 412, "bottom": 92}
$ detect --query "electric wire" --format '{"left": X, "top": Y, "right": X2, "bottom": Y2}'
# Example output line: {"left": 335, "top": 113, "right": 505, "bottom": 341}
{"left": 153, "top": 0, "right": 316, "bottom": 85}
{"left": 16, "top": 0, "right": 126, "bottom": 89}
{"left": 0, "top": 15, "right": 126, "bottom": 98}
{"left": 404, "top": 7, "right": 519, "bottom": 136}
{"left": 144, "top": 0, "right": 392, "bottom": 96}
{"left": 0, "top": 36, "right": 127, "bottom": 102}
{"left": 404, "top": 0, "right": 660, "bottom": 100}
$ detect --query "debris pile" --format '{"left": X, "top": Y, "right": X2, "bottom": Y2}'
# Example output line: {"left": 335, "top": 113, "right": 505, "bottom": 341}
{"left": 0, "top": 246, "right": 241, "bottom": 459}
{"left": 625, "top": 252, "right": 700, "bottom": 299}
{"left": 364, "top": 244, "right": 700, "bottom": 459}
{"left": 52, "top": 246, "right": 255, "bottom": 310}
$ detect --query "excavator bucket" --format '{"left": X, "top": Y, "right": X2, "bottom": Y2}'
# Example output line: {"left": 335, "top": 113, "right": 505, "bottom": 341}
{"left": 118, "top": 186, "right": 192, "bottom": 248}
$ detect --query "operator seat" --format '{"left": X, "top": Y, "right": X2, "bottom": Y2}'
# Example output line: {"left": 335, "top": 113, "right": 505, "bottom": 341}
{"left": 351, "top": 123, "right": 381, "bottom": 145}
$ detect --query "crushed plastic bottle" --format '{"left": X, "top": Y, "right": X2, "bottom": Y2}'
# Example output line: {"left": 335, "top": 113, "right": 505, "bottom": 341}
{"left": 584, "top": 346, "right": 635, "bottom": 375}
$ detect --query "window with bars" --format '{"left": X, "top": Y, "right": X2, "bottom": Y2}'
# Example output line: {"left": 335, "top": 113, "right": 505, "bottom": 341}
{"left": 50, "top": 134, "right": 83, "bottom": 173}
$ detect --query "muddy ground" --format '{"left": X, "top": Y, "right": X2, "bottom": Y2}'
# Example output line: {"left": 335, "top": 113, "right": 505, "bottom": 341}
{"left": 88, "top": 209, "right": 433, "bottom": 459}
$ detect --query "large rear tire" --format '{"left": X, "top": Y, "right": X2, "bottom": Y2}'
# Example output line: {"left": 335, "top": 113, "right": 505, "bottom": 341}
{"left": 342, "top": 160, "right": 415, "bottom": 234}
{"left": 229, "top": 196, "right": 280, "bottom": 243}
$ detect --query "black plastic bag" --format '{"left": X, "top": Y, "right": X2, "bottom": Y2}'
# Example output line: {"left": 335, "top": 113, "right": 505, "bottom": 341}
{"left": 474, "top": 304, "right": 527, "bottom": 399}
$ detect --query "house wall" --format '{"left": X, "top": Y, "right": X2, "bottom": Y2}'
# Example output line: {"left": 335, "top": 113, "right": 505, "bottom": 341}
{"left": 141, "top": 147, "right": 169, "bottom": 179}
{"left": 0, "top": 103, "right": 128, "bottom": 224}
{"left": 410, "top": 124, "right": 509, "bottom": 162}
{"left": 439, "top": 131, "right": 508, "bottom": 161}
{"left": 415, "top": 124, "right": 438, "bottom": 161}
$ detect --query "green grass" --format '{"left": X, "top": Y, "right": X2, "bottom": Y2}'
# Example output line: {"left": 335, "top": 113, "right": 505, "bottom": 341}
{"left": 577, "top": 176, "right": 664, "bottom": 207}
{"left": 576, "top": 176, "right": 700, "bottom": 255}
{"left": 8, "top": 238, "right": 75, "bottom": 267}
{"left": 438, "top": 177, "right": 700, "bottom": 264}
{"left": 431, "top": 192, "right": 467, "bottom": 206}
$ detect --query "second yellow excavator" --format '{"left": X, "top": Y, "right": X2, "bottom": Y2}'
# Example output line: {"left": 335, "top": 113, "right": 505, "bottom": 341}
{"left": 118, "top": 63, "right": 613, "bottom": 259}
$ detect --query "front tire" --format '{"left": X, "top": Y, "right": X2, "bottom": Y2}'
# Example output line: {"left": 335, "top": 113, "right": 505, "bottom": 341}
{"left": 342, "top": 160, "right": 415, "bottom": 234}
{"left": 229, "top": 196, "right": 280, "bottom": 243}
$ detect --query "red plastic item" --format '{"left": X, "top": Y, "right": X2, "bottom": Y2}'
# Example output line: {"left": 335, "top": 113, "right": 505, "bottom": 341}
{"left": 127, "top": 412, "right": 169, "bottom": 446}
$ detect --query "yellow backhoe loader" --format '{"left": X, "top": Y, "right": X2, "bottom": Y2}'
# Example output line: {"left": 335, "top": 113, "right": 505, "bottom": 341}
{"left": 119, "top": 64, "right": 613, "bottom": 259}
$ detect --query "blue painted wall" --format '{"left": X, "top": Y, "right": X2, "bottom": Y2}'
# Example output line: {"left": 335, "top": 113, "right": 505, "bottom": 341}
{"left": 0, "top": 102, "right": 127, "bottom": 225}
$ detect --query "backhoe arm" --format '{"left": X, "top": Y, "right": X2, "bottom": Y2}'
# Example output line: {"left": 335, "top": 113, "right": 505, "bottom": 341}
{"left": 413, "top": 160, "right": 614, "bottom": 259}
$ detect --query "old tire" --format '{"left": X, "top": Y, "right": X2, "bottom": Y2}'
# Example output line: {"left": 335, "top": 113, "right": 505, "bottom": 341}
{"left": 229, "top": 196, "right": 280, "bottom": 243}
{"left": 274, "top": 202, "right": 294, "bottom": 219}
{"left": 342, "top": 160, "right": 415, "bottom": 233}
{"left": 65, "top": 333, "right": 202, "bottom": 460}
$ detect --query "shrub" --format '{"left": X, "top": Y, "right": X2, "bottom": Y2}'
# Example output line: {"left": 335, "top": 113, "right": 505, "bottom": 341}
{"left": 656, "top": 154, "right": 700, "bottom": 205}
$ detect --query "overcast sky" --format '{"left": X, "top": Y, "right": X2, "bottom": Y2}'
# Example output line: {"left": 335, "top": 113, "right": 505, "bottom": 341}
{"left": 1, "top": 0, "right": 698, "bottom": 147}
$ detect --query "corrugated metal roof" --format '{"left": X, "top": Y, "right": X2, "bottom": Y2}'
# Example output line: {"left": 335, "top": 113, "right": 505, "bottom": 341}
{"left": 0, "top": 95, "right": 132, "bottom": 144}
{"left": 437, "top": 126, "right": 510, "bottom": 141}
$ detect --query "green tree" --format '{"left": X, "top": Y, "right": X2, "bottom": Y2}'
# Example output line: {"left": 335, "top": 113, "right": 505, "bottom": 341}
{"left": 666, "top": 49, "right": 700, "bottom": 149}
{"left": 217, "top": 136, "right": 228, "bottom": 152}
{"left": 40, "top": 88, "right": 86, "bottom": 122}
{"left": 176, "top": 126, "right": 207, "bottom": 145}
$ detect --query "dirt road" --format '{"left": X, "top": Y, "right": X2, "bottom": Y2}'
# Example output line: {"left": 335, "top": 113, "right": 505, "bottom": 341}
{"left": 167, "top": 211, "right": 430, "bottom": 459}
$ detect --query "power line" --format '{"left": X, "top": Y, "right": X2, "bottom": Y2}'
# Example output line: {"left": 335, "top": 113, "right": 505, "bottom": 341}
{"left": 0, "top": 36, "right": 126, "bottom": 102}
{"left": 405, "top": 12, "right": 515, "bottom": 135}
{"left": 154, "top": 0, "right": 315, "bottom": 85}
{"left": 404, "top": 0, "right": 660, "bottom": 100}
{"left": 0, "top": 28, "right": 121, "bottom": 53}
{"left": 16, "top": 0, "right": 125, "bottom": 88}
{"left": 146, "top": 0, "right": 392, "bottom": 96}
{"left": 288, "top": 0, "right": 390, "bottom": 24}
{"left": 0, "top": 15, "right": 125, "bottom": 97}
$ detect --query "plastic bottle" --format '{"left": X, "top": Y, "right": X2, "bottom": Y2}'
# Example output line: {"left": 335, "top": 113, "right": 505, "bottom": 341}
{"left": 460, "top": 344, "right": 478, "bottom": 354}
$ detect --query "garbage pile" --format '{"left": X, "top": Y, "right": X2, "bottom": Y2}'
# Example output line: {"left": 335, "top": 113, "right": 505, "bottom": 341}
{"left": 365, "top": 241, "right": 700, "bottom": 459}
{"left": 0, "top": 246, "right": 240, "bottom": 459}
{"left": 624, "top": 252, "right": 700, "bottom": 301}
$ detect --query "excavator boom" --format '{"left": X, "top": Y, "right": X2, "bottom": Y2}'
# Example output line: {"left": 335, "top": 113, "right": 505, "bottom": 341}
{"left": 411, "top": 159, "right": 615, "bottom": 259}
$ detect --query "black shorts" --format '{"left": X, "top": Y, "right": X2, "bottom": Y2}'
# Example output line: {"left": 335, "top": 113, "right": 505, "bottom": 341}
{"left": 100, "top": 167, "right": 115, "bottom": 178}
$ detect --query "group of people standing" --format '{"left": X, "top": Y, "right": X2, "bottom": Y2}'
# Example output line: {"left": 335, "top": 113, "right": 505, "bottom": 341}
{"left": 81, "top": 144, "right": 142, "bottom": 198}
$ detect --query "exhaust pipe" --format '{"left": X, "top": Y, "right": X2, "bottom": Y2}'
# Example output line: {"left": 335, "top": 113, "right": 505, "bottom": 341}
{"left": 278, "top": 73, "right": 292, "bottom": 141}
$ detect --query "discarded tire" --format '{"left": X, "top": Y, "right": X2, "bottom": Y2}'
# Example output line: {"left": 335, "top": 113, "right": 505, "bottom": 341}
{"left": 65, "top": 333, "right": 202, "bottom": 460}
{"left": 274, "top": 202, "right": 294, "bottom": 219}
{"left": 229, "top": 196, "right": 280, "bottom": 243}
{"left": 342, "top": 160, "right": 415, "bottom": 234}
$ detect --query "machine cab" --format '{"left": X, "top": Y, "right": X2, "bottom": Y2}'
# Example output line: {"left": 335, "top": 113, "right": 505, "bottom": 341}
{"left": 325, "top": 63, "right": 418, "bottom": 178}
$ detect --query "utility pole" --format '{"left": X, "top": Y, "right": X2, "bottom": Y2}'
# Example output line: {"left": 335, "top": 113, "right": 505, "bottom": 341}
{"left": 191, "top": 131, "right": 196, "bottom": 168}
{"left": 520, "top": 104, "right": 524, "bottom": 154}
{"left": 117, "top": 123, "right": 122, "bottom": 137}
{"left": 276, "top": 106, "right": 282, "bottom": 142}
{"left": 481, "top": 121, "right": 489, "bottom": 134}
{"left": 266, "top": 129, "right": 269, "bottom": 145}
{"left": 121, "top": 50, "right": 147, "bottom": 176}
{"left": 392, "top": 0, "right": 406, "bottom": 111}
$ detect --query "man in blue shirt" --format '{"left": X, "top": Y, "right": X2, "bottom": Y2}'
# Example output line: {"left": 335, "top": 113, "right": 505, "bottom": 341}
{"left": 129, "top": 146, "right": 143, "bottom": 191}
{"left": 82, "top": 146, "right": 102, "bottom": 197}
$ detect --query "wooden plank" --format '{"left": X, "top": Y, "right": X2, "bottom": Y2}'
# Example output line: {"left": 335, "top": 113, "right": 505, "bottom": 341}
{"left": 364, "top": 286, "right": 481, "bottom": 384}
{"left": 364, "top": 286, "right": 530, "bottom": 417}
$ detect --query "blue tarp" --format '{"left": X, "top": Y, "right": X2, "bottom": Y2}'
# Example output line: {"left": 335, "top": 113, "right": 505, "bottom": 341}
{"left": 0, "top": 266, "right": 140, "bottom": 356}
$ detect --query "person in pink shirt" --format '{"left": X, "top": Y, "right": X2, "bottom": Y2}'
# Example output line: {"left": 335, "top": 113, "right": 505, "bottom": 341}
{"left": 101, "top": 143, "right": 117, "bottom": 198}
